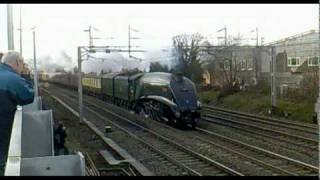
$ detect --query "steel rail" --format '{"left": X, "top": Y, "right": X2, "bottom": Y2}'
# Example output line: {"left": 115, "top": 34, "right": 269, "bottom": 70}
{"left": 196, "top": 127, "right": 319, "bottom": 176}
{"left": 43, "top": 88, "right": 243, "bottom": 176}
{"left": 202, "top": 107, "right": 317, "bottom": 136}
{"left": 45, "top": 84, "right": 318, "bottom": 176}
{"left": 202, "top": 105, "right": 318, "bottom": 130}
{"left": 201, "top": 116, "right": 317, "bottom": 152}
{"left": 203, "top": 113, "right": 317, "bottom": 145}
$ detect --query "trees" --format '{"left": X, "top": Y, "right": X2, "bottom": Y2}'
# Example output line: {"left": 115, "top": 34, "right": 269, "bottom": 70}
{"left": 300, "top": 65, "right": 319, "bottom": 101}
{"left": 203, "top": 45, "right": 241, "bottom": 91}
{"left": 172, "top": 33, "right": 204, "bottom": 84}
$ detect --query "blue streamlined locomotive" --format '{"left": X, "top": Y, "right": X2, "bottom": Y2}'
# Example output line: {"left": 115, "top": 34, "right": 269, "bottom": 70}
{"left": 50, "top": 72, "right": 201, "bottom": 128}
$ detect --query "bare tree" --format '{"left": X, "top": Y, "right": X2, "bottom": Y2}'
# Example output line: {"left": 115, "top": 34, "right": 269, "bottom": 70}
{"left": 203, "top": 45, "right": 241, "bottom": 91}
{"left": 172, "top": 33, "right": 204, "bottom": 83}
{"left": 300, "top": 65, "right": 319, "bottom": 101}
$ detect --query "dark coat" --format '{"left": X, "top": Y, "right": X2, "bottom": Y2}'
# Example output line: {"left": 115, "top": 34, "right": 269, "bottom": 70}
{"left": 0, "top": 63, "right": 34, "bottom": 164}
{"left": 54, "top": 125, "right": 67, "bottom": 149}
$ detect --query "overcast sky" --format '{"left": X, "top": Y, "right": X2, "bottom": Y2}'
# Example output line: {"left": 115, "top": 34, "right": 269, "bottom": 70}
{"left": 0, "top": 4, "right": 318, "bottom": 71}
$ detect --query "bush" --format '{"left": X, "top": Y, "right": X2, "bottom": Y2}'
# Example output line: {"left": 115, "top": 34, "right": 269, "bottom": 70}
{"left": 199, "top": 90, "right": 219, "bottom": 104}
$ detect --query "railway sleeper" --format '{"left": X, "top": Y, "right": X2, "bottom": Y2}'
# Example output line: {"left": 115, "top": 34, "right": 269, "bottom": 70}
{"left": 250, "top": 154, "right": 268, "bottom": 159}
{"left": 262, "top": 159, "right": 283, "bottom": 164}
{"left": 205, "top": 110, "right": 317, "bottom": 133}
{"left": 200, "top": 168, "right": 226, "bottom": 175}
{"left": 173, "top": 156, "right": 197, "bottom": 162}
{"left": 201, "top": 166, "right": 223, "bottom": 171}
{"left": 163, "top": 150, "right": 186, "bottom": 154}
{"left": 215, "top": 173, "right": 230, "bottom": 176}
{"left": 308, "top": 173, "right": 320, "bottom": 176}
{"left": 179, "top": 159, "right": 200, "bottom": 163}
{"left": 154, "top": 144, "right": 172, "bottom": 150}
{"left": 208, "top": 110, "right": 318, "bottom": 135}
{"left": 184, "top": 161, "right": 209, "bottom": 167}
{"left": 168, "top": 153, "right": 192, "bottom": 158}
{"left": 283, "top": 166, "right": 314, "bottom": 175}
{"left": 291, "top": 169, "right": 315, "bottom": 175}
{"left": 202, "top": 169, "right": 225, "bottom": 175}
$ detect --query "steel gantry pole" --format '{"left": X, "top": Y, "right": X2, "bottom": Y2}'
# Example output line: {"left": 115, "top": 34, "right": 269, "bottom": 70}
{"left": 317, "top": 3, "right": 320, "bottom": 174}
{"left": 7, "top": 4, "right": 14, "bottom": 50}
{"left": 217, "top": 26, "right": 227, "bottom": 46}
{"left": 19, "top": 5, "right": 22, "bottom": 55}
{"left": 224, "top": 26, "right": 227, "bottom": 46}
{"left": 256, "top": 27, "right": 259, "bottom": 46}
{"left": 128, "top": 24, "right": 131, "bottom": 59}
{"left": 316, "top": 2, "right": 320, "bottom": 125}
{"left": 78, "top": 47, "right": 83, "bottom": 124}
{"left": 89, "top": 25, "right": 92, "bottom": 47}
{"left": 270, "top": 46, "right": 277, "bottom": 109}
{"left": 32, "top": 27, "right": 38, "bottom": 98}
{"left": 84, "top": 26, "right": 93, "bottom": 48}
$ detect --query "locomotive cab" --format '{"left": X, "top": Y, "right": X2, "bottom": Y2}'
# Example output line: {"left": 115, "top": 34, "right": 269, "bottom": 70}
{"left": 170, "top": 73, "right": 201, "bottom": 127}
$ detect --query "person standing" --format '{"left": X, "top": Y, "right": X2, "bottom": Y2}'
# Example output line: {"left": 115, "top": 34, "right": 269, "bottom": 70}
{"left": 54, "top": 121, "right": 68, "bottom": 155}
{"left": 0, "top": 51, "right": 34, "bottom": 175}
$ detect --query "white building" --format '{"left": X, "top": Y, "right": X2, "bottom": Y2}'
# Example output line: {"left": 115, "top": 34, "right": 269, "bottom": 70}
{"left": 266, "top": 30, "right": 319, "bottom": 71}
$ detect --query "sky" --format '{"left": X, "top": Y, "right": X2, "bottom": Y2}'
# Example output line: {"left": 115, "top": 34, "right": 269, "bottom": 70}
{"left": 0, "top": 4, "right": 318, "bottom": 73}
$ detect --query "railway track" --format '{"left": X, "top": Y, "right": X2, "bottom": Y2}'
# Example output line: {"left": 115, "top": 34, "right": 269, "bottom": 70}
{"left": 43, "top": 89, "right": 155, "bottom": 176}
{"left": 45, "top": 84, "right": 319, "bottom": 176}
{"left": 202, "top": 105, "right": 318, "bottom": 136}
{"left": 43, "top": 87, "right": 243, "bottom": 176}
{"left": 194, "top": 128, "right": 319, "bottom": 176}
{"left": 201, "top": 106, "right": 318, "bottom": 152}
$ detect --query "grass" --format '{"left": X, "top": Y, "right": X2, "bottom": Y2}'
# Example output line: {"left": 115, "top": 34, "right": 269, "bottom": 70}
{"left": 220, "top": 90, "right": 270, "bottom": 115}
{"left": 199, "top": 88, "right": 317, "bottom": 124}
{"left": 277, "top": 98, "right": 316, "bottom": 123}
{"left": 198, "top": 90, "right": 219, "bottom": 104}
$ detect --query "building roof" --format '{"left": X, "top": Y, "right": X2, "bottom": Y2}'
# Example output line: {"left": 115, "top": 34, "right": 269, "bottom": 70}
{"left": 265, "top": 30, "right": 319, "bottom": 46}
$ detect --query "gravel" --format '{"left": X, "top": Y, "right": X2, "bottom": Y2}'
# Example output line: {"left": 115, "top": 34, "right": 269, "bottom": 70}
{"left": 43, "top": 86, "right": 184, "bottom": 176}
{"left": 196, "top": 121, "right": 318, "bottom": 166}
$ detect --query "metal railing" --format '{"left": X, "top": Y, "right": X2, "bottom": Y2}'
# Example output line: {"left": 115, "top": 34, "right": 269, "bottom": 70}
{"left": 4, "top": 97, "right": 85, "bottom": 176}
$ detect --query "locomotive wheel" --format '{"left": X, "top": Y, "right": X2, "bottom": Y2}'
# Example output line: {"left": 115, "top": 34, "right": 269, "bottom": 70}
{"left": 137, "top": 106, "right": 147, "bottom": 118}
{"left": 171, "top": 118, "right": 181, "bottom": 128}
{"left": 191, "top": 120, "right": 197, "bottom": 129}
{"left": 149, "top": 108, "right": 161, "bottom": 122}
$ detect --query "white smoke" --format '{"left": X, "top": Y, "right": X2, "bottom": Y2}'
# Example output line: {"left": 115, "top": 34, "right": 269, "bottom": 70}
{"left": 38, "top": 50, "right": 76, "bottom": 73}
{"left": 143, "top": 46, "right": 178, "bottom": 71}
{"left": 82, "top": 52, "right": 147, "bottom": 75}
{"left": 36, "top": 48, "right": 180, "bottom": 75}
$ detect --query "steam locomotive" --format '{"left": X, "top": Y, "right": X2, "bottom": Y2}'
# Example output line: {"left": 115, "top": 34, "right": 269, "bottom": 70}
{"left": 49, "top": 72, "right": 201, "bottom": 128}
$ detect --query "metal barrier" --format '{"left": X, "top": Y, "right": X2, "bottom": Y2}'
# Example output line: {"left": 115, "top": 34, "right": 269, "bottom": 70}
{"left": 4, "top": 97, "right": 85, "bottom": 176}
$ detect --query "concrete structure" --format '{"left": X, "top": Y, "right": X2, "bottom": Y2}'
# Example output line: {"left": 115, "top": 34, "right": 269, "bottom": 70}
{"left": 5, "top": 97, "right": 86, "bottom": 176}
